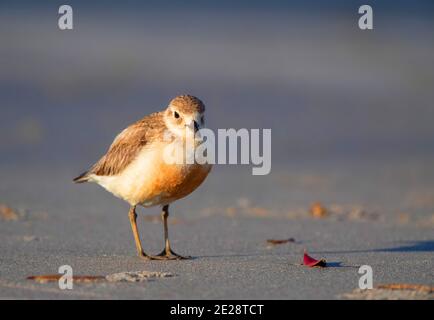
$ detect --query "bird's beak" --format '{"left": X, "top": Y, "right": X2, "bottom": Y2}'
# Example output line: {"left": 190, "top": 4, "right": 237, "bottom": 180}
{"left": 185, "top": 116, "right": 200, "bottom": 133}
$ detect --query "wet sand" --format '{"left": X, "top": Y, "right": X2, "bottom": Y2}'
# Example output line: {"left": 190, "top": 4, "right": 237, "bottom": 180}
{"left": 1, "top": 165, "right": 433, "bottom": 299}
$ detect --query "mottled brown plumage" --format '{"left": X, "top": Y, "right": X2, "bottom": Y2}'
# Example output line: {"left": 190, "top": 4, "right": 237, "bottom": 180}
{"left": 169, "top": 95, "right": 205, "bottom": 114}
{"left": 74, "top": 95, "right": 205, "bottom": 182}
{"left": 91, "top": 112, "right": 165, "bottom": 177}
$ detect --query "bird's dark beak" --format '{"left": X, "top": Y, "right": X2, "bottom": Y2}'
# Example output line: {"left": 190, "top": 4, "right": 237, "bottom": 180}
{"left": 193, "top": 120, "right": 199, "bottom": 133}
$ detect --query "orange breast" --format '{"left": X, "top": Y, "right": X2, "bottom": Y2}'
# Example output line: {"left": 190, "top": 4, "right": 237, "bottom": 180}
{"left": 141, "top": 160, "right": 212, "bottom": 206}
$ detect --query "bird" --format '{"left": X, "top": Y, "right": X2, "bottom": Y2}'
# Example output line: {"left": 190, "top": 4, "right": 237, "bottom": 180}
{"left": 73, "top": 95, "right": 212, "bottom": 260}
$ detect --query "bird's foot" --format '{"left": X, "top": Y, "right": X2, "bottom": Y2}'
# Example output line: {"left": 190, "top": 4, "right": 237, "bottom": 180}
{"left": 149, "top": 249, "right": 192, "bottom": 260}
{"left": 137, "top": 251, "right": 154, "bottom": 261}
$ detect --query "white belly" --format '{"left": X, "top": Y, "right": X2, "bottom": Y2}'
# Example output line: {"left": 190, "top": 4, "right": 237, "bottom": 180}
{"left": 89, "top": 143, "right": 211, "bottom": 207}
{"left": 89, "top": 147, "right": 161, "bottom": 206}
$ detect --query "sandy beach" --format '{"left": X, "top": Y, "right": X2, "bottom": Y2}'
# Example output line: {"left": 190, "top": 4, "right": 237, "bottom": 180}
{"left": 1, "top": 163, "right": 433, "bottom": 300}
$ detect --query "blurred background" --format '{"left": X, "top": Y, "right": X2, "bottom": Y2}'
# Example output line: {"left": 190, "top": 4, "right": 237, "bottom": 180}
{"left": 1, "top": 0, "right": 434, "bottom": 221}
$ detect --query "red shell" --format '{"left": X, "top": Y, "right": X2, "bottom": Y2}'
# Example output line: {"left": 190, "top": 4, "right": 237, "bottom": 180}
{"left": 303, "top": 250, "right": 327, "bottom": 267}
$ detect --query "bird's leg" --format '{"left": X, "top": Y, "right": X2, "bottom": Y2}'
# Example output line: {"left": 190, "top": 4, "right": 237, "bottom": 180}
{"left": 152, "top": 205, "right": 191, "bottom": 260}
{"left": 128, "top": 206, "right": 151, "bottom": 260}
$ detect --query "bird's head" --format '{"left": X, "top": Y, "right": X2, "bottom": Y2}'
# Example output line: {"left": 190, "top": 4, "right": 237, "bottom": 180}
{"left": 164, "top": 95, "right": 206, "bottom": 139}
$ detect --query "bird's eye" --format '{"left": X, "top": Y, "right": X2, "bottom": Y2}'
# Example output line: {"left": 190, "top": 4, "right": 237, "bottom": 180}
{"left": 174, "top": 111, "right": 180, "bottom": 119}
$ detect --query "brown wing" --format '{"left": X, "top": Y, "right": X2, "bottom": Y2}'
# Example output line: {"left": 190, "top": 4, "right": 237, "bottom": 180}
{"left": 74, "top": 111, "right": 166, "bottom": 181}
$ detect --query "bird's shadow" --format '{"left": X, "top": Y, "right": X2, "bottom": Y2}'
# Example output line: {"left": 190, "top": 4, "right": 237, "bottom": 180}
{"left": 193, "top": 256, "right": 354, "bottom": 269}
{"left": 326, "top": 261, "right": 354, "bottom": 268}
{"left": 194, "top": 240, "right": 434, "bottom": 266}
{"left": 311, "top": 240, "right": 434, "bottom": 255}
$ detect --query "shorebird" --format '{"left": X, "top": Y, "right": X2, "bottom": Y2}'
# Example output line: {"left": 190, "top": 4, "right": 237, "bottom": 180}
{"left": 73, "top": 95, "right": 212, "bottom": 260}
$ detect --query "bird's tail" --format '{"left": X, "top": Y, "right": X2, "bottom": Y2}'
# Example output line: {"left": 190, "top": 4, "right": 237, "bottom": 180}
{"left": 73, "top": 171, "right": 90, "bottom": 183}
